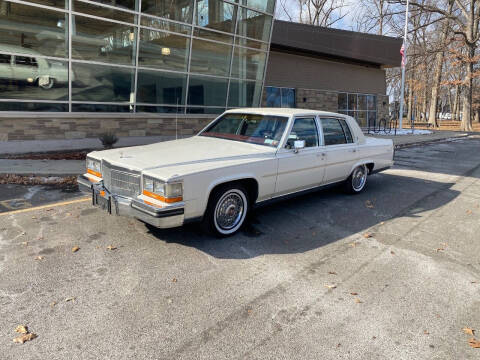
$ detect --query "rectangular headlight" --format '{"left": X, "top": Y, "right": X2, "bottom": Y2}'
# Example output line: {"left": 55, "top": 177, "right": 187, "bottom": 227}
{"left": 143, "top": 176, "right": 182, "bottom": 203}
{"left": 86, "top": 157, "right": 101, "bottom": 177}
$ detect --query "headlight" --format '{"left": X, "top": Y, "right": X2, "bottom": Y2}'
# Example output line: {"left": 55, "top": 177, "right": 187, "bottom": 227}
{"left": 143, "top": 176, "right": 183, "bottom": 203}
{"left": 86, "top": 157, "right": 101, "bottom": 177}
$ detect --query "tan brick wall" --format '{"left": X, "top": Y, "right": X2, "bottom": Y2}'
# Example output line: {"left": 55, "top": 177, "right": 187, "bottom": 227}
{"left": 0, "top": 116, "right": 215, "bottom": 141}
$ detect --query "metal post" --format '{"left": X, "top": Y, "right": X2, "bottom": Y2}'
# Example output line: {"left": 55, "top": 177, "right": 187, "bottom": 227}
{"left": 398, "top": 0, "right": 410, "bottom": 131}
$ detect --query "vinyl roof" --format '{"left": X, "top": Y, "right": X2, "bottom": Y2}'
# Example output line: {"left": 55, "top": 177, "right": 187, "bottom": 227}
{"left": 225, "top": 108, "right": 345, "bottom": 117}
{"left": 271, "top": 20, "right": 402, "bottom": 68}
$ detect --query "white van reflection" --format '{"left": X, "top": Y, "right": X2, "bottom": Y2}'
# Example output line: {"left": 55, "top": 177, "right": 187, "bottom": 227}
{"left": 0, "top": 46, "right": 71, "bottom": 89}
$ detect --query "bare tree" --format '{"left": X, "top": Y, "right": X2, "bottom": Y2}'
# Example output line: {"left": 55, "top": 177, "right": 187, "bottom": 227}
{"left": 298, "top": 0, "right": 349, "bottom": 27}
{"left": 428, "top": 1, "right": 454, "bottom": 127}
{"left": 389, "top": 0, "right": 480, "bottom": 131}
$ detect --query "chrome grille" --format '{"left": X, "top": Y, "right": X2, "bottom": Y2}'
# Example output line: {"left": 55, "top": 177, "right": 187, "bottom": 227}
{"left": 102, "top": 161, "right": 141, "bottom": 198}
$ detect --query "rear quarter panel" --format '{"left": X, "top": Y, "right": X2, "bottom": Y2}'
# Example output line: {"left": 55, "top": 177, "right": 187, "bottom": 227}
{"left": 356, "top": 137, "right": 394, "bottom": 172}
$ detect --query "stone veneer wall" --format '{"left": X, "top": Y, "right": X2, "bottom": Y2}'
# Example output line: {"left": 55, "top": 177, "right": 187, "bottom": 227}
{"left": 262, "top": 88, "right": 391, "bottom": 123}
{"left": 0, "top": 115, "right": 215, "bottom": 141}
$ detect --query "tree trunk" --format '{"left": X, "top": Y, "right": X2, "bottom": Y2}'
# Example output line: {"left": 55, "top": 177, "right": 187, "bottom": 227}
{"left": 461, "top": 44, "right": 475, "bottom": 132}
{"left": 475, "top": 109, "right": 480, "bottom": 123}
{"left": 428, "top": 18, "right": 451, "bottom": 127}
{"left": 453, "top": 86, "right": 459, "bottom": 121}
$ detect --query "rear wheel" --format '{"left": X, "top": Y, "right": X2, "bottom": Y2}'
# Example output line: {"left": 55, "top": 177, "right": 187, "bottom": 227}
{"left": 344, "top": 165, "right": 368, "bottom": 194}
{"left": 203, "top": 183, "right": 249, "bottom": 237}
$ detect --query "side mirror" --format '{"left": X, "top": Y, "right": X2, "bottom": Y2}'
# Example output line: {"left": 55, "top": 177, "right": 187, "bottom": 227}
{"left": 293, "top": 140, "right": 306, "bottom": 153}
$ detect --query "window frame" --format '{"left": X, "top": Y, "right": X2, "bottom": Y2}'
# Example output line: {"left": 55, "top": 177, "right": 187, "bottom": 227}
{"left": 319, "top": 117, "right": 356, "bottom": 147}
{"left": 284, "top": 116, "right": 320, "bottom": 150}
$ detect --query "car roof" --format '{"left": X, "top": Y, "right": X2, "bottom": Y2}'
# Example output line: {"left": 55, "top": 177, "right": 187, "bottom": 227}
{"left": 224, "top": 108, "right": 346, "bottom": 118}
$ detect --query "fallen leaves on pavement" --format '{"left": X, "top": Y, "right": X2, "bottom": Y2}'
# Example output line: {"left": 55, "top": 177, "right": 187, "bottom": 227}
{"left": 365, "top": 200, "right": 375, "bottom": 209}
{"left": 328, "top": 271, "right": 337, "bottom": 275}
{"left": 349, "top": 242, "right": 359, "bottom": 247}
{"left": 324, "top": 284, "right": 337, "bottom": 289}
{"left": 15, "top": 325, "right": 28, "bottom": 334}
{"left": 424, "top": 330, "right": 430, "bottom": 335}
{"left": 106, "top": 245, "right": 117, "bottom": 251}
{"left": 354, "top": 298, "right": 363, "bottom": 304}
{"left": 390, "top": 251, "right": 396, "bottom": 255}
{"left": 468, "top": 338, "right": 480, "bottom": 348}
{"left": 363, "top": 233, "right": 373, "bottom": 239}
{"left": 13, "top": 333, "right": 37, "bottom": 344}
{"left": 13, "top": 325, "right": 37, "bottom": 344}
{"left": 172, "top": 278, "right": 177, "bottom": 283}
{"left": 464, "top": 328, "right": 476, "bottom": 336}
{"left": 350, "top": 292, "right": 359, "bottom": 296}
{"left": 435, "top": 248, "right": 445, "bottom": 253}
{"left": 50, "top": 301, "right": 56, "bottom": 307}
{"left": 64, "top": 297, "right": 75, "bottom": 302}
{"left": 34, "top": 256, "right": 44, "bottom": 261}
{"left": 71, "top": 246, "right": 80, "bottom": 253}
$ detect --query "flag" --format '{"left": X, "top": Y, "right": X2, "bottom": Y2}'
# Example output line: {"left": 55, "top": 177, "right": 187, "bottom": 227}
{"left": 400, "top": 43, "right": 407, "bottom": 68}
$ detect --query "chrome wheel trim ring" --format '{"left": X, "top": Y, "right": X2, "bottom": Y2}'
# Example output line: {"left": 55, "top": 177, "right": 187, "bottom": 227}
{"left": 352, "top": 165, "right": 367, "bottom": 192}
{"left": 214, "top": 189, "right": 247, "bottom": 235}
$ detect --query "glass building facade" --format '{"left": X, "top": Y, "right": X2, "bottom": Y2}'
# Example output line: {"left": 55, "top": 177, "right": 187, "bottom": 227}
{"left": 0, "top": 0, "right": 275, "bottom": 113}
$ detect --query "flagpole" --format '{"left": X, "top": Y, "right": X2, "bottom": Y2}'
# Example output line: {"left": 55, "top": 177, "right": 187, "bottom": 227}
{"left": 398, "top": 0, "right": 410, "bottom": 131}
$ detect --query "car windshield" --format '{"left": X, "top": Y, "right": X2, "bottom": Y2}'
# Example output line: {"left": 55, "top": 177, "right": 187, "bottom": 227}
{"left": 200, "top": 113, "right": 288, "bottom": 147}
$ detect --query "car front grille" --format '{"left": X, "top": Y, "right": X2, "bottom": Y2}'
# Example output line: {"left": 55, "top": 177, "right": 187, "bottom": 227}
{"left": 102, "top": 160, "right": 141, "bottom": 198}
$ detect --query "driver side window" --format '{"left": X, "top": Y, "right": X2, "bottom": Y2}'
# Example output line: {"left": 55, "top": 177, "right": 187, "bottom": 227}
{"left": 286, "top": 117, "right": 319, "bottom": 149}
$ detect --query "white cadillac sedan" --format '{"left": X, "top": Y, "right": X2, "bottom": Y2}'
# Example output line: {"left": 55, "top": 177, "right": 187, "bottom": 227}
{"left": 78, "top": 109, "right": 394, "bottom": 237}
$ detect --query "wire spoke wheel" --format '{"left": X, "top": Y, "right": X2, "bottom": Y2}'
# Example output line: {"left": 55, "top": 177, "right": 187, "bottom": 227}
{"left": 352, "top": 165, "right": 367, "bottom": 192}
{"left": 214, "top": 191, "right": 245, "bottom": 231}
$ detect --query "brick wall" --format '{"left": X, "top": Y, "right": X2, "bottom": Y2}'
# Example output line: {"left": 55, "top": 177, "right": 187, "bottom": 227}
{"left": 0, "top": 115, "right": 215, "bottom": 141}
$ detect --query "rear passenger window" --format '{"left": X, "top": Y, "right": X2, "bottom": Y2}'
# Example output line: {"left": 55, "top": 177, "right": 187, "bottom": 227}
{"left": 0, "top": 54, "right": 11, "bottom": 64}
{"left": 339, "top": 119, "right": 354, "bottom": 143}
{"left": 321, "top": 118, "right": 350, "bottom": 146}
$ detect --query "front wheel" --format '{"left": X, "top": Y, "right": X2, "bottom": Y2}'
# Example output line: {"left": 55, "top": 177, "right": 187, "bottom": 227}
{"left": 203, "top": 184, "right": 249, "bottom": 237}
{"left": 39, "top": 77, "right": 55, "bottom": 90}
{"left": 344, "top": 165, "right": 368, "bottom": 194}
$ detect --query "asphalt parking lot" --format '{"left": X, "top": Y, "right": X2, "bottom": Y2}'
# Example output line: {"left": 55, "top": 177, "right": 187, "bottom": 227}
{"left": 1, "top": 137, "right": 480, "bottom": 359}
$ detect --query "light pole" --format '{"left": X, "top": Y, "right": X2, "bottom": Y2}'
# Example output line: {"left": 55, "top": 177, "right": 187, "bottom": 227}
{"left": 398, "top": 0, "right": 410, "bottom": 131}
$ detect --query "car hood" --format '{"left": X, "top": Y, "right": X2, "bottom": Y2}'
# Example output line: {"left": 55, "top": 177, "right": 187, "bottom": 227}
{"left": 89, "top": 136, "right": 276, "bottom": 177}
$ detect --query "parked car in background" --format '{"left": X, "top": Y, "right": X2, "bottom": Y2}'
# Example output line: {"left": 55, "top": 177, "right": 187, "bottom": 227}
{"left": 0, "top": 45, "right": 70, "bottom": 89}
{"left": 78, "top": 109, "right": 394, "bottom": 237}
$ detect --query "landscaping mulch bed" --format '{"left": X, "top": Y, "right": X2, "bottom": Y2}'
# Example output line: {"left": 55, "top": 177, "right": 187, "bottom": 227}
{"left": 2, "top": 151, "right": 89, "bottom": 160}
{"left": 0, "top": 174, "right": 78, "bottom": 186}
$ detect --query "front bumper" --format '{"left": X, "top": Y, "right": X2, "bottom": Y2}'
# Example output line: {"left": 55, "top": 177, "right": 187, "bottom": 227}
{"left": 77, "top": 175, "right": 184, "bottom": 229}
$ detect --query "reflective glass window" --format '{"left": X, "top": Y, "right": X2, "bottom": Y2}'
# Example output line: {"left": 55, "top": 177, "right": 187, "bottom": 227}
{"left": 71, "top": 63, "right": 134, "bottom": 102}
{"left": 339, "top": 119, "right": 353, "bottom": 143}
{"left": 138, "top": 29, "right": 190, "bottom": 72}
{"left": 338, "top": 93, "right": 347, "bottom": 111}
{"left": 231, "top": 46, "right": 266, "bottom": 80}
{"left": 72, "top": 15, "right": 135, "bottom": 65}
{"left": 0, "top": 56, "right": 68, "bottom": 100}
{"left": 348, "top": 93, "right": 357, "bottom": 111}
{"left": 228, "top": 80, "right": 260, "bottom": 107}
{"left": 136, "top": 69, "right": 186, "bottom": 105}
{"left": 142, "top": 0, "right": 194, "bottom": 24}
{"left": 358, "top": 94, "right": 367, "bottom": 111}
{"left": 236, "top": 0, "right": 275, "bottom": 14}
{"left": 367, "top": 95, "right": 377, "bottom": 111}
{"left": 22, "top": 0, "right": 68, "bottom": 9}
{"left": 235, "top": 37, "right": 268, "bottom": 50}
{"left": 186, "top": 107, "right": 224, "bottom": 114}
{"left": 190, "top": 39, "right": 232, "bottom": 76}
{"left": 73, "top": 1, "right": 135, "bottom": 23}
{"left": 137, "top": 105, "right": 183, "bottom": 113}
{"left": 85, "top": 0, "right": 137, "bottom": 11}
{"left": 72, "top": 103, "right": 132, "bottom": 112}
{"left": 0, "top": 0, "right": 68, "bottom": 58}
{"left": 187, "top": 75, "right": 227, "bottom": 106}
{"left": 0, "top": 102, "right": 68, "bottom": 111}
{"left": 236, "top": 8, "right": 272, "bottom": 42}
{"left": 281, "top": 88, "right": 295, "bottom": 108}
{"left": 265, "top": 87, "right": 280, "bottom": 107}
{"left": 193, "top": 27, "right": 233, "bottom": 43}
{"left": 195, "top": 0, "right": 236, "bottom": 34}
{"left": 141, "top": 16, "right": 191, "bottom": 35}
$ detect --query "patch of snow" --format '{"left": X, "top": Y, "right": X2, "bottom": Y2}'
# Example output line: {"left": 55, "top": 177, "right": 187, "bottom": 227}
{"left": 374, "top": 129, "right": 432, "bottom": 136}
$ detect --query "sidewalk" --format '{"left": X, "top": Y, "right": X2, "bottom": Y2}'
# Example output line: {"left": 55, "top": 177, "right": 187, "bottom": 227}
{"left": 368, "top": 130, "right": 470, "bottom": 147}
{"left": 0, "top": 131, "right": 474, "bottom": 177}
{"left": 0, "top": 159, "right": 84, "bottom": 176}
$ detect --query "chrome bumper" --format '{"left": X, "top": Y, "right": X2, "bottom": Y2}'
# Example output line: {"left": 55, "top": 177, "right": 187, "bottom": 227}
{"left": 77, "top": 175, "right": 184, "bottom": 229}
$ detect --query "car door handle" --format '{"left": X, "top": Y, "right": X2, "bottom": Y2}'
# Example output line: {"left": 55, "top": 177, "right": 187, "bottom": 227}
{"left": 317, "top": 152, "right": 326, "bottom": 157}
{"left": 350, "top": 149, "right": 357, "bottom": 153}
